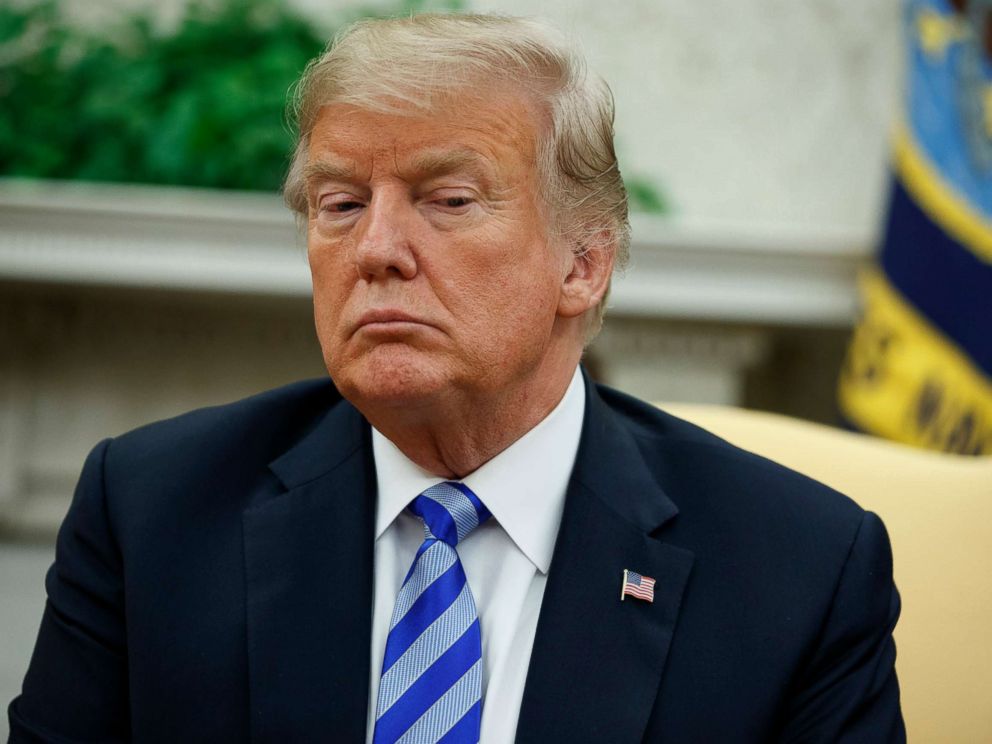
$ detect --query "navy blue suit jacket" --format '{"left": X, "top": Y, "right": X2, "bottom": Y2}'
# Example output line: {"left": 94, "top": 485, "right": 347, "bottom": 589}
{"left": 9, "top": 374, "right": 904, "bottom": 742}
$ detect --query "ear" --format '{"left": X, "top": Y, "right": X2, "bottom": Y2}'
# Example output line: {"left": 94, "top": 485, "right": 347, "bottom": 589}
{"left": 557, "top": 229, "right": 616, "bottom": 319}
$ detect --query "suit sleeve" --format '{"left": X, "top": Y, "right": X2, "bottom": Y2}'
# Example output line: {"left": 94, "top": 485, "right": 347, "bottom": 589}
{"left": 7, "top": 438, "right": 131, "bottom": 743}
{"left": 778, "top": 510, "right": 905, "bottom": 743}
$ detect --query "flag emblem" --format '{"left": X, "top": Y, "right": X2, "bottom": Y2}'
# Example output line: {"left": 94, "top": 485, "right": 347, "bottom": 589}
{"left": 621, "top": 569, "right": 656, "bottom": 603}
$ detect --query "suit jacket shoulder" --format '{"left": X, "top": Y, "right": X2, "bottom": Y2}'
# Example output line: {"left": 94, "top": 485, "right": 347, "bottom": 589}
{"left": 520, "top": 380, "right": 903, "bottom": 743}
{"left": 595, "top": 381, "right": 868, "bottom": 556}
{"left": 97, "top": 378, "right": 343, "bottom": 528}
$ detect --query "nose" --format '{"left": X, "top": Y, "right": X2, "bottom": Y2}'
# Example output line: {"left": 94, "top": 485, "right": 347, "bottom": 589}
{"left": 353, "top": 189, "right": 418, "bottom": 282}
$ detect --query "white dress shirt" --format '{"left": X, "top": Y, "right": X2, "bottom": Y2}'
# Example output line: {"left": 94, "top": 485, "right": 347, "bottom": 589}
{"left": 366, "top": 366, "right": 586, "bottom": 743}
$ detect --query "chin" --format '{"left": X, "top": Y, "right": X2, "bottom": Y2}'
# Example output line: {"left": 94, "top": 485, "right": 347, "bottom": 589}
{"left": 329, "top": 346, "right": 450, "bottom": 410}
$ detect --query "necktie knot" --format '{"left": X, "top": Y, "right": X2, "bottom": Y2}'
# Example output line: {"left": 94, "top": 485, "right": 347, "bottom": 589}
{"left": 409, "top": 482, "right": 492, "bottom": 547}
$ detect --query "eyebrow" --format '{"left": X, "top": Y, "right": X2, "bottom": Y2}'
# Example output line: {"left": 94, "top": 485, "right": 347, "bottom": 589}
{"left": 405, "top": 149, "right": 495, "bottom": 184}
{"left": 303, "top": 158, "right": 358, "bottom": 186}
{"left": 303, "top": 148, "right": 496, "bottom": 188}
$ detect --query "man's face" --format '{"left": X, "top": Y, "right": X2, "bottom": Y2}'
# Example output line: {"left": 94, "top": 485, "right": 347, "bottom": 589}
{"left": 305, "top": 90, "right": 575, "bottom": 411}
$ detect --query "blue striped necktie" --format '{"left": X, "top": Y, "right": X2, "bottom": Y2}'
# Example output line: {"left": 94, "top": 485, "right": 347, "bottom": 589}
{"left": 372, "top": 482, "right": 492, "bottom": 744}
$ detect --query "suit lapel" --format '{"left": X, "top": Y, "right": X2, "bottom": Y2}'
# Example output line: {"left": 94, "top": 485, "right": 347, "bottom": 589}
{"left": 243, "top": 400, "right": 376, "bottom": 743}
{"left": 515, "top": 377, "right": 695, "bottom": 743}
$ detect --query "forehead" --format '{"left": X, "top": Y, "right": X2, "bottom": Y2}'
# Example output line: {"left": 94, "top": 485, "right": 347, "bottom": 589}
{"left": 305, "top": 88, "right": 543, "bottom": 181}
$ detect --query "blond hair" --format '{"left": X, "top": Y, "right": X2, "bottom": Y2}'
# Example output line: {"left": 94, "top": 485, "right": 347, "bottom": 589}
{"left": 284, "top": 13, "right": 629, "bottom": 338}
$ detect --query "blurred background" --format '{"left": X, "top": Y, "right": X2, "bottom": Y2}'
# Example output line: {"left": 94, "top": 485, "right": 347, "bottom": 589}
{"left": 1, "top": 0, "right": 989, "bottom": 732}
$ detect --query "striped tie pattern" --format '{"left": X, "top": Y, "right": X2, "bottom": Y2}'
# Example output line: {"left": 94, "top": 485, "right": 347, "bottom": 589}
{"left": 372, "top": 482, "right": 492, "bottom": 744}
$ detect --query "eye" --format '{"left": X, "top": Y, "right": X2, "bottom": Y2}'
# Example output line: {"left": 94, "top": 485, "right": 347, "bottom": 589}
{"left": 322, "top": 200, "right": 362, "bottom": 213}
{"left": 430, "top": 192, "right": 476, "bottom": 213}
{"left": 317, "top": 195, "right": 364, "bottom": 217}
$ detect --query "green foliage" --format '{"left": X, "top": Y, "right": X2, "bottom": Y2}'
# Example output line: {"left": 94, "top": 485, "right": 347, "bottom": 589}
{"left": 0, "top": 0, "right": 459, "bottom": 190}
{"left": 625, "top": 174, "right": 668, "bottom": 214}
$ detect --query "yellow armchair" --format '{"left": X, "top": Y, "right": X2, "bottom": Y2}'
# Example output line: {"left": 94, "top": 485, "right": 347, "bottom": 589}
{"left": 663, "top": 404, "right": 992, "bottom": 742}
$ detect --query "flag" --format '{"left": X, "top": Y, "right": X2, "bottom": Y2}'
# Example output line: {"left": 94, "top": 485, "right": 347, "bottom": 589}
{"left": 839, "top": 0, "right": 992, "bottom": 455}
{"left": 621, "top": 570, "right": 656, "bottom": 603}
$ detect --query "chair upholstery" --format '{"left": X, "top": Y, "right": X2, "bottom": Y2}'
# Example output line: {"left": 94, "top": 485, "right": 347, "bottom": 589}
{"left": 662, "top": 403, "right": 992, "bottom": 742}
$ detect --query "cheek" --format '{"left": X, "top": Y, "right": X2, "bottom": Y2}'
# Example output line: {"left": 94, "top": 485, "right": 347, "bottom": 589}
{"left": 308, "top": 237, "right": 337, "bottom": 284}
{"left": 461, "top": 253, "right": 561, "bottom": 340}
{"left": 309, "top": 251, "right": 353, "bottom": 356}
{"left": 308, "top": 237, "right": 350, "bottom": 300}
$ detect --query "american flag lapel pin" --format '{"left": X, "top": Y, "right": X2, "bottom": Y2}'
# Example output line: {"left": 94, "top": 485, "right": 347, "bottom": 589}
{"left": 621, "top": 569, "right": 656, "bottom": 603}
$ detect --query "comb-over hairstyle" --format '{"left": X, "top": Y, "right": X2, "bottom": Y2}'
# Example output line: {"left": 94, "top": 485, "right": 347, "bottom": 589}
{"left": 283, "top": 13, "right": 629, "bottom": 338}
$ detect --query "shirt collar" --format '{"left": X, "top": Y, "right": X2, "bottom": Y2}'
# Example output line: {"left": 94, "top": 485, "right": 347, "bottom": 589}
{"left": 372, "top": 366, "right": 585, "bottom": 574}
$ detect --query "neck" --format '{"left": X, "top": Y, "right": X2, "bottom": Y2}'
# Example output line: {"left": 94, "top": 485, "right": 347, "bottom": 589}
{"left": 363, "top": 354, "right": 581, "bottom": 479}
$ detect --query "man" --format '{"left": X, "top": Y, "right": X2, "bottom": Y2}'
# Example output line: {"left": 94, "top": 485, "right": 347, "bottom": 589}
{"left": 9, "top": 13, "right": 904, "bottom": 743}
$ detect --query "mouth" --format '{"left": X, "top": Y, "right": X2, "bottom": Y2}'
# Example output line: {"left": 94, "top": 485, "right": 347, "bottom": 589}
{"left": 353, "top": 309, "right": 436, "bottom": 336}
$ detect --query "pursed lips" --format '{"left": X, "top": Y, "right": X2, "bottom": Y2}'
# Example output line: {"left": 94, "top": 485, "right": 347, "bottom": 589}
{"left": 352, "top": 309, "right": 438, "bottom": 336}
